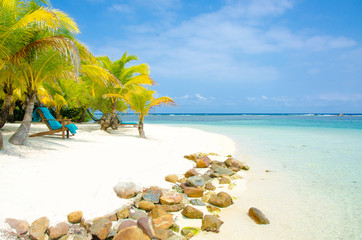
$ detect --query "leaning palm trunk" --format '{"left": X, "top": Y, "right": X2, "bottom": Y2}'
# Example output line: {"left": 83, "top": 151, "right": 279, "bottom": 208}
{"left": 138, "top": 121, "right": 146, "bottom": 138}
{"left": 0, "top": 93, "right": 12, "bottom": 128}
{"left": 9, "top": 92, "right": 36, "bottom": 145}
{"left": 100, "top": 102, "right": 118, "bottom": 131}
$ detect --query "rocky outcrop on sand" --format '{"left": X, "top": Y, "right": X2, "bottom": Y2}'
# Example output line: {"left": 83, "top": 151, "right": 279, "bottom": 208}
{"left": 4, "top": 152, "right": 255, "bottom": 240}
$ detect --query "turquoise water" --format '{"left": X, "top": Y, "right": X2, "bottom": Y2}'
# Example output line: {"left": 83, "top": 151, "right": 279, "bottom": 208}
{"left": 122, "top": 114, "right": 362, "bottom": 239}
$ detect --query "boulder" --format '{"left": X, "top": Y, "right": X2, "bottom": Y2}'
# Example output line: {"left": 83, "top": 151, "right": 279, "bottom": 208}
{"left": 139, "top": 201, "right": 155, "bottom": 211}
{"left": 190, "top": 199, "right": 205, "bottom": 206}
{"left": 114, "top": 181, "right": 142, "bottom": 199}
{"left": 184, "top": 154, "right": 198, "bottom": 162}
{"left": 181, "top": 206, "right": 203, "bottom": 219}
{"left": 224, "top": 158, "right": 244, "bottom": 171}
{"left": 130, "top": 209, "right": 148, "bottom": 221}
{"left": 196, "top": 156, "right": 211, "bottom": 168}
{"left": 152, "top": 214, "right": 174, "bottom": 230}
{"left": 116, "top": 207, "right": 130, "bottom": 219}
{"left": 204, "top": 182, "right": 216, "bottom": 191}
{"left": 210, "top": 167, "right": 234, "bottom": 177}
{"left": 48, "top": 222, "right": 69, "bottom": 240}
{"left": 150, "top": 205, "right": 168, "bottom": 219}
{"left": 143, "top": 186, "right": 162, "bottom": 203}
{"left": 67, "top": 211, "right": 83, "bottom": 224}
{"left": 160, "top": 192, "right": 183, "bottom": 205}
{"left": 165, "top": 175, "right": 179, "bottom": 183}
{"left": 29, "top": 217, "right": 49, "bottom": 240}
{"left": 248, "top": 207, "right": 270, "bottom": 224}
{"left": 90, "top": 217, "right": 112, "bottom": 240}
{"left": 154, "top": 229, "right": 174, "bottom": 240}
{"left": 113, "top": 225, "right": 144, "bottom": 240}
{"left": 208, "top": 192, "right": 233, "bottom": 208}
{"left": 184, "top": 169, "right": 197, "bottom": 178}
{"left": 161, "top": 203, "right": 185, "bottom": 212}
{"left": 186, "top": 176, "right": 205, "bottom": 188}
{"left": 6, "top": 218, "right": 30, "bottom": 235}
{"left": 219, "top": 175, "right": 232, "bottom": 184}
{"left": 201, "top": 215, "right": 223, "bottom": 233}
{"left": 137, "top": 217, "right": 155, "bottom": 238}
{"left": 118, "top": 220, "right": 137, "bottom": 232}
{"left": 181, "top": 183, "right": 204, "bottom": 198}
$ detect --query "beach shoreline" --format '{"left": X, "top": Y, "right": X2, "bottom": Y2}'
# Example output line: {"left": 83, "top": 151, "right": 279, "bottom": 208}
{"left": 0, "top": 123, "right": 251, "bottom": 239}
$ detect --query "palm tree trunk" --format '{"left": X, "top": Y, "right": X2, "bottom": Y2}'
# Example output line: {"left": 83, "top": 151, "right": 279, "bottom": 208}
{"left": 7, "top": 101, "right": 15, "bottom": 123}
{"left": 0, "top": 93, "right": 12, "bottom": 128}
{"left": 138, "top": 119, "right": 146, "bottom": 138}
{"left": 0, "top": 130, "right": 3, "bottom": 150}
{"left": 9, "top": 92, "right": 36, "bottom": 145}
{"left": 100, "top": 102, "right": 118, "bottom": 131}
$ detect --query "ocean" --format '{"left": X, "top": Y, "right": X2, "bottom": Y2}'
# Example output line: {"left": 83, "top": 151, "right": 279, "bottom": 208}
{"left": 120, "top": 113, "right": 362, "bottom": 239}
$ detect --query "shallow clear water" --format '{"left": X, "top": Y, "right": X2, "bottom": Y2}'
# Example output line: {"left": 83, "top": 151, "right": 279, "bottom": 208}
{"left": 120, "top": 114, "right": 362, "bottom": 239}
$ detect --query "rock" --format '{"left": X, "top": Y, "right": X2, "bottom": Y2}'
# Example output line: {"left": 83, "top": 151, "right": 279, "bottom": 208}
{"left": 210, "top": 166, "right": 234, "bottom": 177}
{"left": 231, "top": 174, "right": 243, "bottom": 180}
{"left": 165, "top": 175, "right": 179, "bottom": 183}
{"left": 177, "top": 177, "right": 187, "bottom": 184}
{"left": 152, "top": 214, "right": 174, "bottom": 230}
{"left": 143, "top": 186, "right": 162, "bottom": 203}
{"left": 196, "top": 156, "right": 211, "bottom": 168}
{"left": 139, "top": 201, "right": 155, "bottom": 211}
{"left": 113, "top": 225, "right": 144, "bottom": 240}
{"left": 201, "top": 215, "right": 223, "bottom": 233}
{"left": 181, "top": 227, "right": 200, "bottom": 239}
{"left": 118, "top": 220, "right": 137, "bottom": 232}
{"left": 170, "top": 223, "right": 180, "bottom": 233}
{"left": 29, "top": 217, "right": 49, "bottom": 240}
{"left": 208, "top": 192, "right": 233, "bottom": 208}
{"left": 154, "top": 229, "right": 174, "bottom": 240}
{"left": 130, "top": 209, "right": 148, "bottom": 221}
{"left": 204, "top": 182, "right": 216, "bottom": 190}
{"left": 48, "top": 222, "right": 69, "bottom": 240}
{"left": 190, "top": 199, "right": 205, "bottom": 206}
{"left": 224, "top": 158, "right": 244, "bottom": 171}
{"left": 114, "top": 181, "right": 142, "bottom": 199}
{"left": 248, "top": 207, "right": 270, "bottom": 224}
{"left": 201, "top": 173, "right": 212, "bottom": 182}
{"left": 172, "top": 185, "right": 184, "bottom": 193}
{"left": 166, "top": 235, "right": 187, "bottom": 240}
{"left": 181, "top": 183, "right": 204, "bottom": 198}
{"left": 206, "top": 205, "right": 221, "bottom": 214}
{"left": 150, "top": 205, "right": 168, "bottom": 219}
{"left": 161, "top": 203, "right": 185, "bottom": 212}
{"left": 186, "top": 176, "right": 205, "bottom": 188}
{"left": 67, "top": 211, "right": 83, "bottom": 224}
{"left": 242, "top": 165, "right": 250, "bottom": 170}
{"left": 181, "top": 206, "right": 203, "bottom": 219}
{"left": 144, "top": 233, "right": 151, "bottom": 240}
{"left": 106, "top": 213, "right": 118, "bottom": 222}
{"left": 201, "top": 191, "right": 214, "bottom": 203}
{"left": 90, "top": 217, "right": 112, "bottom": 240}
{"left": 184, "top": 154, "right": 198, "bottom": 162}
{"left": 184, "top": 169, "right": 198, "bottom": 178}
{"left": 116, "top": 207, "right": 130, "bottom": 219}
{"left": 137, "top": 217, "right": 155, "bottom": 238}
{"left": 58, "top": 235, "right": 70, "bottom": 240}
{"left": 6, "top": 218, "right": 30, "bottom": 235}
{"left": 219, "top": 175, "right": 232, "bottom": 184}
{"left": 160, "top": 192, "right": 183, "bottom": 205}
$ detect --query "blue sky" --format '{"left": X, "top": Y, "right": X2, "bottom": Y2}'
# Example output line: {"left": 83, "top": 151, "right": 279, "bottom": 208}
{"left": 54, "top": 0, "right": 362, "bottom": 113}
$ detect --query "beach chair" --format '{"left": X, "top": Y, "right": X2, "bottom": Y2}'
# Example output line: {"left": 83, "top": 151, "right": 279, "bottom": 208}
{"left": 116, "top": 115, "right": 138, "bottom": 128}
{"left": 30, "top": 107, "right": 78, "bottom": 139}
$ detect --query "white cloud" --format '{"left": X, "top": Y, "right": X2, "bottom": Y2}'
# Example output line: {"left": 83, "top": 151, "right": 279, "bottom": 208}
{"left": 195, "top": 94, "right": 207, "bottom": 101}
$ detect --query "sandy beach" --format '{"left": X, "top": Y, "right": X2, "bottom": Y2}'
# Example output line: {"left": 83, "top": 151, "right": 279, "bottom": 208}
{"left": 0, "top": 123, "right": 252, "bottom": 239}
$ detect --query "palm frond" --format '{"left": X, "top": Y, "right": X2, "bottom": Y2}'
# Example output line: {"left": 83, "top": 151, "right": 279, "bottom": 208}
{"left": 81, "top": 64, "right": 121, "bottom": 86}
{"left": 52, "top": 9, "right": 80, "bottom": 34}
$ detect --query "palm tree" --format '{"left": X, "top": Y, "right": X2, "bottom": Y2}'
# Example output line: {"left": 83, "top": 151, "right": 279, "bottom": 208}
{"left": 125, "top": 86, "right": 176, "bottom": 138}
{"left": 96, "top": 52, "right": 154, "bottom": 131}
{"left": 5, "top": 0, "right": 81, "bottom": 145}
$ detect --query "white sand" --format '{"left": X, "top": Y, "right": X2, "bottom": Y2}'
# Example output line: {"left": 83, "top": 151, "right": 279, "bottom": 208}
{"left": 0, "top": 123, "right": 243, "bottom": 236}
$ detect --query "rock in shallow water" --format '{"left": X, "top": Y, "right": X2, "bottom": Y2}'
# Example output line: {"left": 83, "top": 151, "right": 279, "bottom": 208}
{"left": 248, "top": 207, "right": 270, "bottom": 224}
